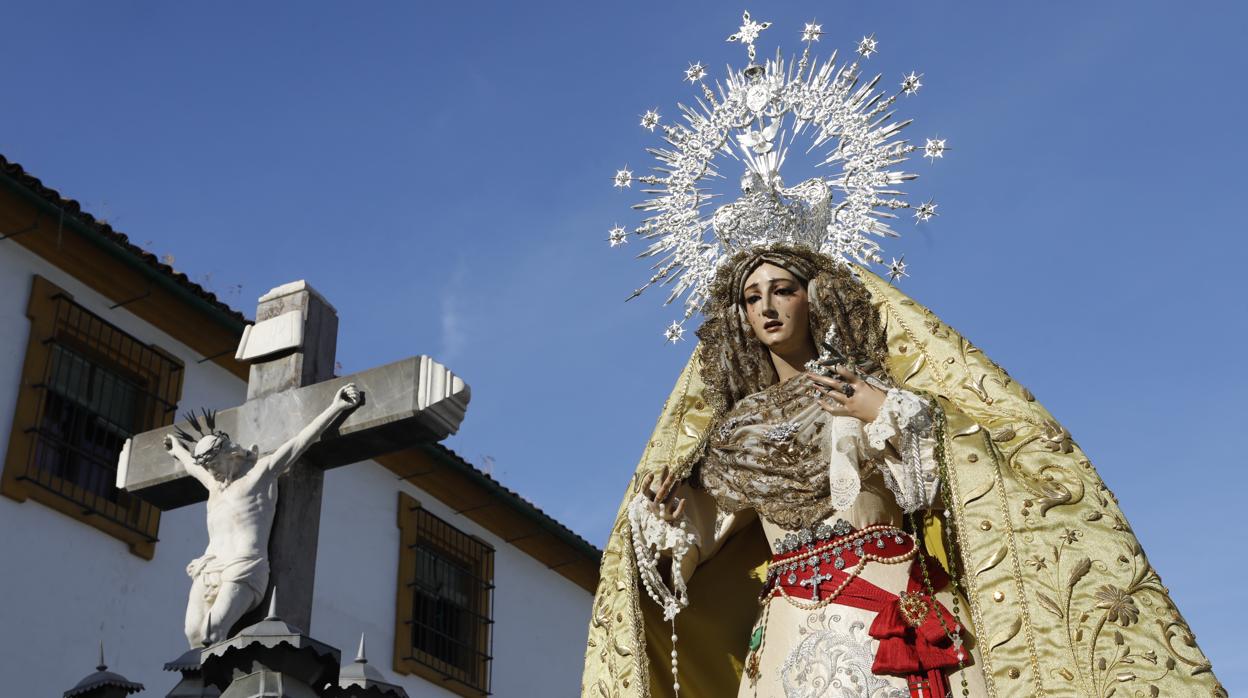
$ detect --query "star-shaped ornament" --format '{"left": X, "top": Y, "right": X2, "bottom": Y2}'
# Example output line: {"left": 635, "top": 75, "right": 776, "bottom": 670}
{"left": 685, "top": 62, "right": 706, "bottom": 83}
{"left": 914, "top": 199, "right": 938, "bottom": 222}
{"left": 923, "top": 138, "right": 947, "bottom": 160}
{"left": 901, "top": 71, "right": 923, "bottom": 95}
{"left": 608, "top": 225, "right": 628, "bottom": 247}
{"left": 613, "top": 168, "right": 633, "bottom": 188}
{"left": 887, "top": 258, "right": 908, "bottom": 282}
{"left": 640, "top": 109, "right": 661, "bottom": 131}
{"left": 801, "top": 22, "right": 822, "bottom": 43}
{"left": 726, "top": 11, "right": 771, "bottom": 60}
{"left": 663, "top": 321, "right": 686, "bottom": 344}
{"left": 857, "top": 34, "right": 878, "bottom": 58}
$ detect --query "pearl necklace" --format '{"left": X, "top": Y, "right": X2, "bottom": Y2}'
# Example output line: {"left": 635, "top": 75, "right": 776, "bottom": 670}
{"left": 771, "top": 538, "right": 918, "bottom": 611}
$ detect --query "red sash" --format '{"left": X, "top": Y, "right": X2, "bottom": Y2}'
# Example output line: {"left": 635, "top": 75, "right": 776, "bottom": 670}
{"left": 768, "top": 538, "right": 966, "bottom": 698}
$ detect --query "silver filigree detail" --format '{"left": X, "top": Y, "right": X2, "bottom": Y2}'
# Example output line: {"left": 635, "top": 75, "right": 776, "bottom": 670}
{"left": 762, "top": 421, "right": 799, "bottom": 443}
{"left": 716, "top": 415, "right": 745, "bottom": 441}
{"left": 901, "top": 71, "right": 923, "bottom": 95}
{"left": 727, "top": 10, "right": 771, "bottom": 62}
{"left": 640, "top": 109, "right": 661, "bottom": 131}
{"left": 663, "top": 321, "right": 686, "bottom": 344}
{"left": 780, "top": 622, "right": 906, "bottom": 698}
{"left": 914, "top": 199, "right": 938, "bottom": 222}
{"left": 887, "top": 257, "right": 908, "bottom": 282}
{"left": 857, "top": 33, "right": 878, "bottom": 58}
{"left": 609, "top": 13, "right": 947, "bottom": 332}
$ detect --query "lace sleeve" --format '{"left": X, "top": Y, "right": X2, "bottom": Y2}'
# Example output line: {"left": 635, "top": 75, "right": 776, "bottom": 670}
{"left": 627, "top": 493, "right": 701, "bottom": 621}
{"left": 861, "top": 389, "right": 940, "bottom": 513}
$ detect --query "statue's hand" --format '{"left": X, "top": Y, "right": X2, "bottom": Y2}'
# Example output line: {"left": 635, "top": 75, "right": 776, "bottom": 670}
{"left": 334, "top": 383, "right": 362, "bottom": 411}
{"left": 638, "top": 467, "right": 687, "bottom": 523}
{"left": 807, "top": 365, "right": 887, "bottom": 423}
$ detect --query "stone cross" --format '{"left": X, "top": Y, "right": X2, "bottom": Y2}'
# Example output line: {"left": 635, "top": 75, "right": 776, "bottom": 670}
{"left": 117, "top": 280, "right": 470, "bottom": 634}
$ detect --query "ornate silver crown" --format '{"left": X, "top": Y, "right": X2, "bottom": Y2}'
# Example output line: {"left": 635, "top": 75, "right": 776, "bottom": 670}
{"left": 607, "top": 12, "right": 946, "bottom": 342}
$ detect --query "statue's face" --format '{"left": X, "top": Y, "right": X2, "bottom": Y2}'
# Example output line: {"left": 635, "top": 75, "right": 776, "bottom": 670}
{"left": 741, "top": 262, "right": 812, "bottom": 355}
{"left": 194, "top": 434, "right": 254, "bottom": 483}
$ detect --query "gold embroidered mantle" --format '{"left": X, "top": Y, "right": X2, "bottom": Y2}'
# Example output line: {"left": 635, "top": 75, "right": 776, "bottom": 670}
{"left": 581, "top": 272, "right": 1224, "bottom": 697}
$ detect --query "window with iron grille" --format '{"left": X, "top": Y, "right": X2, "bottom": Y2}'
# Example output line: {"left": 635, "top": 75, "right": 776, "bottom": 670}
{"left": 395, "top": 492, "right": 494, "bottom": 696}
{"left": 1, "top": 276, "right": 183, "bottom": 558}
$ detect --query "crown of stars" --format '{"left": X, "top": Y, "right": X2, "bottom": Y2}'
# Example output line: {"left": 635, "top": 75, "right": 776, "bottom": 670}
{"left": 887, "top": 257, "right": 908, "bottom": 282}
{"left": 610, "top": 15, "right": 950, "bottom": 337}
{"left": 640, "top": 109, "right": 661, "bottom": 131}
{"left": 901, "top": 71, "right": 923, "bottom": 95}
{"left": 663, "top": 321, "right": 686, "bottom": 344}
{"left": 914, "top": 199, "right": 938, "bottom": 222}
{"left": 857, "top": 33, "right": 878, "bottom": 58}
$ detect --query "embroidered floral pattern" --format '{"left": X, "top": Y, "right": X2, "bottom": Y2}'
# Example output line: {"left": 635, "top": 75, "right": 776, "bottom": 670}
{"left": 701, "top": 374, "right": 939, "bottom": 529}
{"left": 700, "top": 377, "right": 836, "bottom": 529}
{"left": 780, "top": 619, "right": 907, "bottom": 698}
{"left": 1093, "top": 585, "right": 1140, "bottom": 627}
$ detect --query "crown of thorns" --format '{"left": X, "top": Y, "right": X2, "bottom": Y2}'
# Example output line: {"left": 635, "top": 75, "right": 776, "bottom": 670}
{"left": 173, "top": 408, "right": 231, "bottom": 465}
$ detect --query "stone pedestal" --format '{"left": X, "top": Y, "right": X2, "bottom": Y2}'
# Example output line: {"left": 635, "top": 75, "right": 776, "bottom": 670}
{"left": 200, "top": 598, "right": 339, "bottom": 698}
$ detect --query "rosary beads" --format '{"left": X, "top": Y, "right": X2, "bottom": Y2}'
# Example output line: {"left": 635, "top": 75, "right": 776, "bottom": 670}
{"left": 627, "top": 493, "right": 698, "bottom": 697}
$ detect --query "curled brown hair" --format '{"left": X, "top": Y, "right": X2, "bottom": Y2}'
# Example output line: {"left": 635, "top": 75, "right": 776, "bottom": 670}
{"left": 696, "top": 243, "right": 889, "bottom": 415}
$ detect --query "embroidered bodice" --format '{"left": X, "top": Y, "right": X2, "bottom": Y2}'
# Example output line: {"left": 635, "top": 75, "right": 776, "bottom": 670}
{"left": 698, "top": 375, "right": 938, "bottom": 531}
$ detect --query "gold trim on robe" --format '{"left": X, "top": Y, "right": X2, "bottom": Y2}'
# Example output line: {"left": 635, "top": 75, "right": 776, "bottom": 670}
{"left": 582, "top": 270, "right": 1225, "bottom": 698}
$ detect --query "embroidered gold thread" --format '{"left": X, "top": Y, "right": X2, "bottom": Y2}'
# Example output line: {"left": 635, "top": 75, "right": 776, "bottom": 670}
{"left": 984, "top": 431, "right": 1047, "bottom": 695}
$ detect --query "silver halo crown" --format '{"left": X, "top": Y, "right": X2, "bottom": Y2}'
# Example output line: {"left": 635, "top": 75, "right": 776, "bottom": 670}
{"left": 607, "top": 12, "right": 946, "bottom": 343}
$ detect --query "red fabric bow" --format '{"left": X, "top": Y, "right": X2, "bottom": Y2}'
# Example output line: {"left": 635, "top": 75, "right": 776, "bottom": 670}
{"left": 867, "top": 560, "right": 962, "bottom": 676}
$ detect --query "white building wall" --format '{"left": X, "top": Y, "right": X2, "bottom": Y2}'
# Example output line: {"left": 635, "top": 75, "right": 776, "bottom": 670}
{"left": 0, "top": 241, "right": 242, "bottom": 692}
{"left": 0, "top": 242, "right": 593, "bottom": 696}
{"left": 317, "top": 463, "right": 593, "bottom": 698}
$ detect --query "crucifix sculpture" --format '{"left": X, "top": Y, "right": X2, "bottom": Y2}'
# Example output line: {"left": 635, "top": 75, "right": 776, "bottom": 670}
{"left": 116, "top": 281, "right": 471, "bottom": 647}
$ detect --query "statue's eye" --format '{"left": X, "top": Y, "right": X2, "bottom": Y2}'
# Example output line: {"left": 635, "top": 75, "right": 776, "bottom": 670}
{"left": 745, "top": 294, "right": 761, "bottom": 305}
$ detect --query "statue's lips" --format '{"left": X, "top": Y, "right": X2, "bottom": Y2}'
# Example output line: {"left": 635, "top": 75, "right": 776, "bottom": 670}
{"left": 764, "top": 320, "right": 783, "bottom": 331}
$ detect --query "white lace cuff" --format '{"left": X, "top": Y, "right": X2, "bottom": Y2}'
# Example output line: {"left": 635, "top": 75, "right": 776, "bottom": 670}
{"left": 863, "top": 389, "right": 930, "bottom": 453}
{"left": 863, "top": 389, "right": 939, "bottom": 513}
{"left": 627, "top": 493, "right": 699, "bottom": 621}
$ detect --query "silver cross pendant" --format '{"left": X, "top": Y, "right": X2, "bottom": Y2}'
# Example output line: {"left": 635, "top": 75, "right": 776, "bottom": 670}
{"left": 798, "top": 570, "right": 835, "bottom": 601}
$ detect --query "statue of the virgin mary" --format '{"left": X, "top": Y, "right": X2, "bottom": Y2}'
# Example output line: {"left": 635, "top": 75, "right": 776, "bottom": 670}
{"left": 583, "top": 13, "right": 1224, "bottom": 698}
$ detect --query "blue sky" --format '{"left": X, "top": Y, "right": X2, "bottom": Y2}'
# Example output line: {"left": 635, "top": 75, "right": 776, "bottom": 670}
{"left": 3, "top": 1, "right": 1245, "bottom": 687}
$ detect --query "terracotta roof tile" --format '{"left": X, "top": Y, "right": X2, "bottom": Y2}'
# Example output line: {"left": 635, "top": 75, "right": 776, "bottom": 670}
{"left": 0, "top": 153, "right": 247, "bottom": 325}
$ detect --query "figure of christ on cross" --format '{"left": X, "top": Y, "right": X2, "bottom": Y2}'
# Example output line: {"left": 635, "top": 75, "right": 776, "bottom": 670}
{"left": 162, "top": 383, "right": 362, "bottom": 647}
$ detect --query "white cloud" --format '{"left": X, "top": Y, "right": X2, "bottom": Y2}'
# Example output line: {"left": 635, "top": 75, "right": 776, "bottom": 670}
{"left": 438, "top": 262, "right": 469, "bottom": 363}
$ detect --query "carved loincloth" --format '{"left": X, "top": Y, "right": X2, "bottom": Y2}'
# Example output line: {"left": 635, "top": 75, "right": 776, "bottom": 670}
{"left": 186, "top": 554, "right": 269, "bottom": 605}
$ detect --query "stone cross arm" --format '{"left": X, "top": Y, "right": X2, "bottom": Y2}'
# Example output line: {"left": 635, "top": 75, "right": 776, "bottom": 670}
{"left": 118, "top": 355, "right": 469, "bottom": 510}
